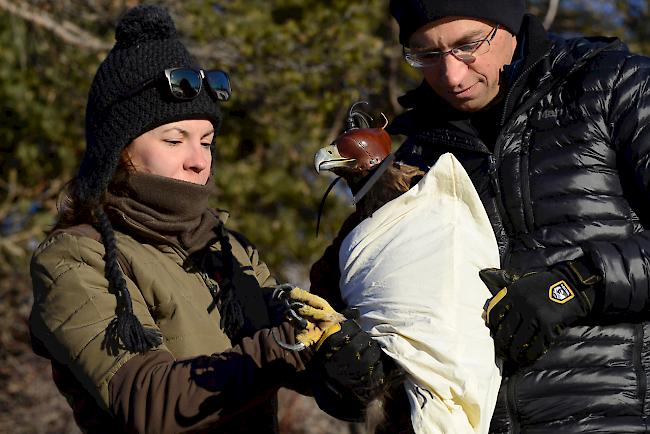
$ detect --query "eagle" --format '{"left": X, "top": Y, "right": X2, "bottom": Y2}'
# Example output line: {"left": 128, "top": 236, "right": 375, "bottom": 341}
{"left": 313, "top": 102, "right": 424, "bottom": 222}
{"left": 311, "top": 102, "right": 427, "bottom": 432}
{"left": 310, "top": 102, "right": 426, "bottom": 312}
{"left": 309, "top": 103, "right": 502, "bottom": 434}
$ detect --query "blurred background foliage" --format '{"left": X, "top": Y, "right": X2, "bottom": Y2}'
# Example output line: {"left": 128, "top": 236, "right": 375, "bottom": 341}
{"left": 1, "top": 0, "right": 648, "bottom": 432}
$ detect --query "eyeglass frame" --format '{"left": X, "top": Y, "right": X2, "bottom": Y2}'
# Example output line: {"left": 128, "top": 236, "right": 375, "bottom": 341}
{"left": 403, "top": 24, "right": 500, "bottom": 68}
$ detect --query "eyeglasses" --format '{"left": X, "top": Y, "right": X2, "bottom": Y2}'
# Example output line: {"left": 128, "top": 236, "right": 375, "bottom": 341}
{"left": 403, "top": 25, "right": 500, "bottom": 68}
{"left": 162, "top": 68, "right": 231, "bottom": 101}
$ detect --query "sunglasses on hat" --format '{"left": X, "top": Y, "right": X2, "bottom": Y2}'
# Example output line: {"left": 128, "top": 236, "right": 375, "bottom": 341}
{"left": 118, "top": 67, "right": 232, "bottom": 103}
{"left": 95, "top": 67, "right": 231, "bottom": 122}
{"left": 163, "top": 67, "right": 231, "bottom": 101}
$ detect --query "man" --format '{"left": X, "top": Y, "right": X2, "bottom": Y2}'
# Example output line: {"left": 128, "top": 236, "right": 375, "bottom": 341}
{"left": 383, "top": 0, "right": 650, "bottom": 432}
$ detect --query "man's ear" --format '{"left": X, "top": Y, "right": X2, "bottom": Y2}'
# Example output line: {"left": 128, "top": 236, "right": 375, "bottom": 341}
{"left": 509, "top": 30, "right": 519, "bottom": 55}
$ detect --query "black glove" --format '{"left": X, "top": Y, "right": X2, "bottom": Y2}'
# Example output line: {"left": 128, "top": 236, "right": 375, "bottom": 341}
{"left": 481, "top": 258, "right": 601, "bottom": 365}
{"left": 308, "top": 318, "right": 402, "bottom": 422}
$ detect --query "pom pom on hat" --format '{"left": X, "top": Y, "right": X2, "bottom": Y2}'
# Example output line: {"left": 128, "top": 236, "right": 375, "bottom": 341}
{"left": 115, "top": 5, "right": 178, "bottom": 48}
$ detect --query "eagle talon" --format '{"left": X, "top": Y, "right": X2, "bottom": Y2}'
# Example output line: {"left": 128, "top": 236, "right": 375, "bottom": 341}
{"left": 289, "top": 301, "right": 306, "bottom": 310}
{"left": 272, "top": 284, "right": 310, "bottom": 349}
{"left": 272, "top": 285, "right": 308, "bottom": 328}
{"left": 272, "top": 328, "right": 307, "bottom": 352}
{"left": 272, "top": 283, "right": 295, "bottom": 300}
{"left": 287, "top": 307, "right": 309, "bottom": 329}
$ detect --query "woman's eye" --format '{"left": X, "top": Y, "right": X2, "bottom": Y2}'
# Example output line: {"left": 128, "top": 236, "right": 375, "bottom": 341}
{"left": 164, "top": 139, "right": 182, "bottom": 145}
{"left": 201, "top": 142, "right": 211, "bottom": 148}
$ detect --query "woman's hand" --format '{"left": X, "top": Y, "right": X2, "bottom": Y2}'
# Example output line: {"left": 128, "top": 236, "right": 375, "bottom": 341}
{"left": 283, "top": 286, "right": 346, "bottom": 349}
{"left": 275, "top": 285, "right": 398, "bottom": 421}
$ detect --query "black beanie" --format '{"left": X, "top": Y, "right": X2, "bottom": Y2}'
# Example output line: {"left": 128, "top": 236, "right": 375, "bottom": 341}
{"left": 390, "top": 0, "right": 527, "bottom": 45}
{"left": 78, "top": 4, "right": 222, "bottom": 205}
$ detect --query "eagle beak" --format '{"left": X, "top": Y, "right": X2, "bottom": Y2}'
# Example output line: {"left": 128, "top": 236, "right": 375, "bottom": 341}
{"left": 314, "top": 144, "right": 356, "bottom": 174}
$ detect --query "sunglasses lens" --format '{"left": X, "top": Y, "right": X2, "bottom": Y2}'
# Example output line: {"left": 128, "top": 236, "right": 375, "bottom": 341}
{"left": 168, "top": 69, "right": 201, "bottom": 99}
{"left": 205, "top": 70, "right": 232, "bottom": 101}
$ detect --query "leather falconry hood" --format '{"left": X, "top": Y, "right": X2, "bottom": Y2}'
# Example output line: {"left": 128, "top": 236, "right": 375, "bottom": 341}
{"left": 314, "top": 101, "right": 392, "bottom": 175}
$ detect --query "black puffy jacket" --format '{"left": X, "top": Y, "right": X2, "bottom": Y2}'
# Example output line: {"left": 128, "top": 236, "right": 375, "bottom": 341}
{"left": 388, "top": 15, "right": 650, "bottom": 434}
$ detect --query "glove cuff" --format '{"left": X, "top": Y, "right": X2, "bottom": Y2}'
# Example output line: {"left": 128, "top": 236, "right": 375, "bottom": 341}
{"left": 553, "top": 257, "right": 600, "bottom": 287}
{"left": 553, "top": 256, "right": 602, "bottom": 311}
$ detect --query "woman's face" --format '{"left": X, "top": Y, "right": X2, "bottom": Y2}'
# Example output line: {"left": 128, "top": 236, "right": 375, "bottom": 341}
{"left": 126, "top": 119, "right": 214, "bottom": 185}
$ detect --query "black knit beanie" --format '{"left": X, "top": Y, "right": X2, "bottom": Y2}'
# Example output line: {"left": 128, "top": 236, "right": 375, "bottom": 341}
{"left": 390, "top": 0, "right": 527, "bottom": 46}
{"left": 78, "top": 5, "right": 223, "bottom": 354}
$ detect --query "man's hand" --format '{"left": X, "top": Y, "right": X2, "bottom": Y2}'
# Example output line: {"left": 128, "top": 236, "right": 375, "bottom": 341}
{"left": 481, "top": 258, "right": 601, "bottom": 364}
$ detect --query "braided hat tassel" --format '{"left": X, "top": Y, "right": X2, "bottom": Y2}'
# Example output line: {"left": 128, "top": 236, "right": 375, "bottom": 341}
{"left": 96, "top": 207, "right": 162, "bottom": 354}
{"left": 214, "top": 222, "right": 245, "bottom": 341}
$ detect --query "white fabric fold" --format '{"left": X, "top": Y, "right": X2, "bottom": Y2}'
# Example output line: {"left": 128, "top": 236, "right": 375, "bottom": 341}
{"left": 339, "top": 153, "right": 502, "bottom": 434}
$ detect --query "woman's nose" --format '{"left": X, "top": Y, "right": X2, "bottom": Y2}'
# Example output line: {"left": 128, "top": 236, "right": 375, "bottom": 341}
{"left": 184, "top": 141, "right": 210, "bottom": 173}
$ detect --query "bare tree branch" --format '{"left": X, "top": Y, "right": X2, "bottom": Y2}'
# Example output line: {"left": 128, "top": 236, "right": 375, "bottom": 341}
{"left": 387, "top": 18, "right": 403, "bottom": 115}
{"left": 188, "top": 43, "right": 240, "bottom": 68}
{"left": 0, "top": 0, "right": 112, "bottom": 51}
{"left": 0, "top": 1, "right": 240, "bottom": 67}
{"left": 324, "top": 103, "right": 351, "bottom": 146}
{"left": 543, "top": 0, "right": 561, "bottom": 30}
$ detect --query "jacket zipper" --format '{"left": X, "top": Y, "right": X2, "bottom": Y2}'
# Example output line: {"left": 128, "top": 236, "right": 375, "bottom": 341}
{"left": 488, "top": 154, "right": 502, "bottom": 199}
{"left": 488, "top": 153, "right": 512, "bottom": 266}
{"left": 494, "top": 47, "right": 550, "bottom": 205}
{"left": 634, "top": 324, "right": 647, "bottom": 409}
{"left": 499, "top": 53, "right": 548, "bottom": 128}
{"left": 492, "top": 49, "right": 550, "bottom": 433}
{"left": 501, "top": 52, "right": 549, "bottom": 240}
{"left": 520, "top": 130, "right": 535, "bottom": 232}
{"left": 506, "top": 375, "right": 520, "bottom": 434}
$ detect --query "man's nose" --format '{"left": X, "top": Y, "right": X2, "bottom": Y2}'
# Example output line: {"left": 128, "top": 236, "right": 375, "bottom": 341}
{"left": 436, "top": 54, "right": 469, "bottom": 88}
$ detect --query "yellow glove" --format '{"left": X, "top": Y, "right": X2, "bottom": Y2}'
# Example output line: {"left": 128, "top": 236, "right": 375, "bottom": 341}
{"left": 287, "top": 287, "right": 346, "bottom": 350}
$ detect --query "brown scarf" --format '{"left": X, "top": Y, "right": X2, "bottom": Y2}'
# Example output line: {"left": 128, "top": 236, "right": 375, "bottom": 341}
{"left": 105, "top": 172, "right": 221, "bottom": 255}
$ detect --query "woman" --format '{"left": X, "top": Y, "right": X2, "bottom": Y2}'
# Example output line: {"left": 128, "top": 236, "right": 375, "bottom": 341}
{"left": 29, "top": 5, "right": 383, "bottom": 433}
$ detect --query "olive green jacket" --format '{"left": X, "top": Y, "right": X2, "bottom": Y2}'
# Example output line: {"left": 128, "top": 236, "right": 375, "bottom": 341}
{"left": 30, "top": 213, "right": 309, "bottom": 433}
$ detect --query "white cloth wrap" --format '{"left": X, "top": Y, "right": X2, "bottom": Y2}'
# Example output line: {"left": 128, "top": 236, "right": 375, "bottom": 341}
{"left": 339, "top": 153, "right": 502, "bottom": 434}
